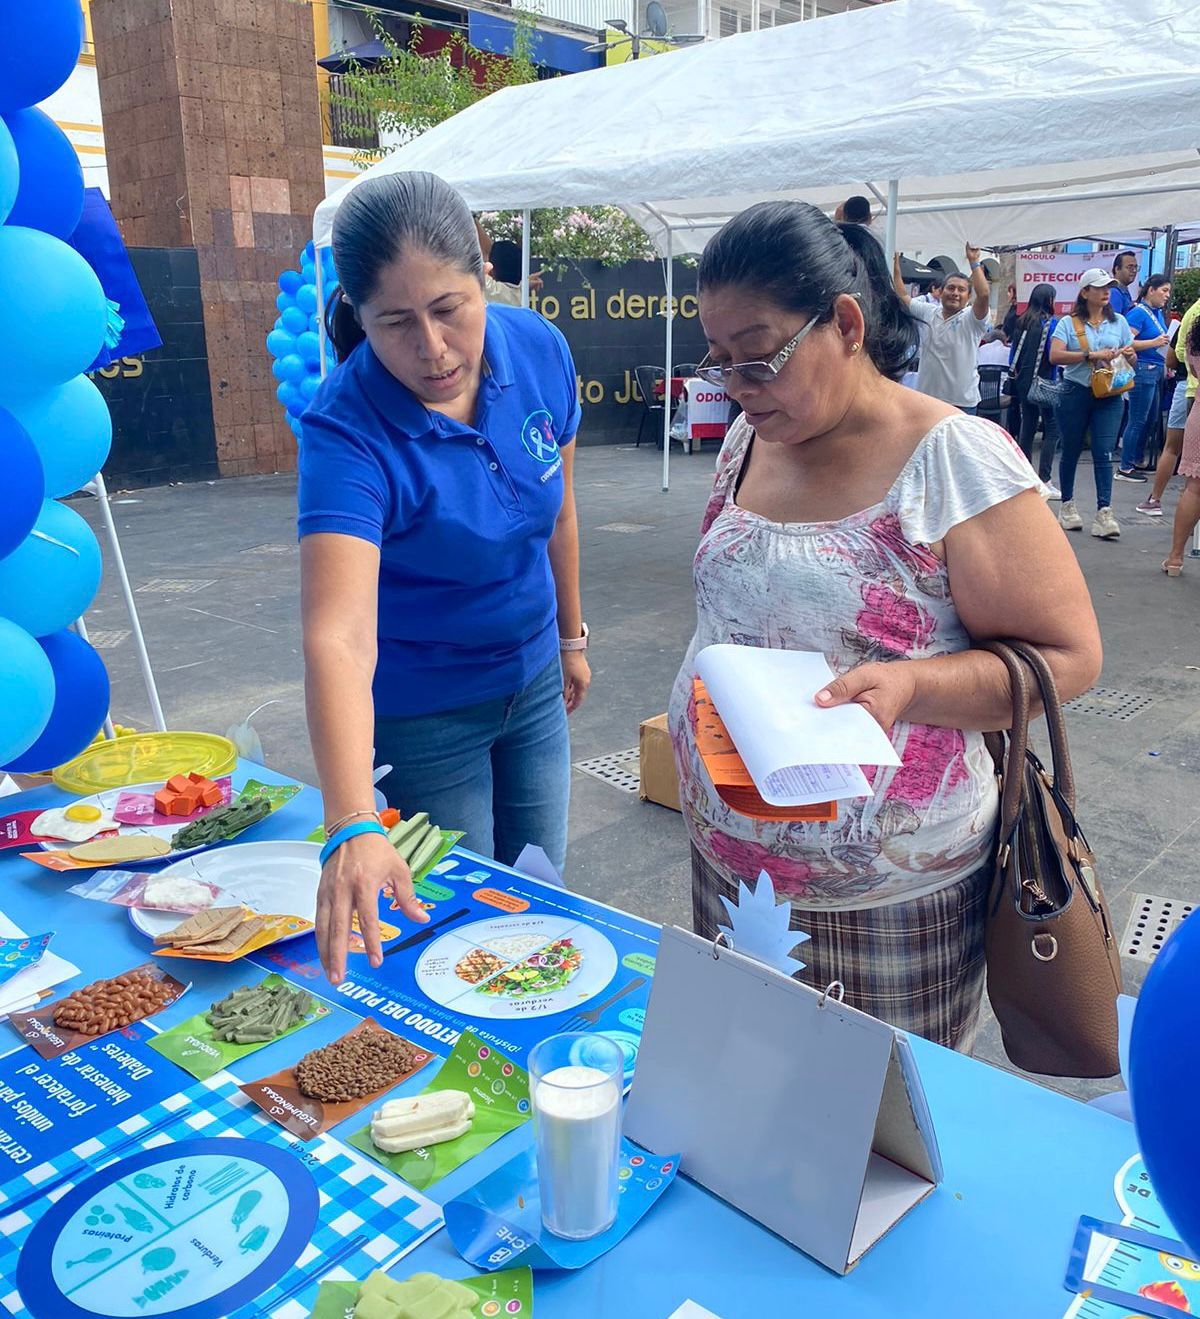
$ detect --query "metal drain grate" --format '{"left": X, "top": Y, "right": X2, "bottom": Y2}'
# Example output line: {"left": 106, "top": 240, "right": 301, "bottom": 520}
{"left": 1121, "top": 893, "right": 1195, "bottom": 961}
{"left": 86, "top": 629, "right": 130, "bottom": 649}
{"left": 1063, "top": 687, "right": 1156, "bottom": 721}
{"left": 573, "top": 748, "right": 641, "bottom": 793}
{"left": 135, "top": 578, "right": 218, "bottom": 595}
{"left": 596, "top": 522, "right": 652, "bottom": 534}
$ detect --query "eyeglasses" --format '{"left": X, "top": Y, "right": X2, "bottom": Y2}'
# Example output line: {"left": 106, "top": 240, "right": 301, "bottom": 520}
{"left": 695, "top": 314, "right": 822, "bottom": 387}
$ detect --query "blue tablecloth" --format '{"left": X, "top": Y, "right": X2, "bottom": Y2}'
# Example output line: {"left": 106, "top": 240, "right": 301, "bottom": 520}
{"left": 0, "top": 762, "right": 1136, "bottom": 1318}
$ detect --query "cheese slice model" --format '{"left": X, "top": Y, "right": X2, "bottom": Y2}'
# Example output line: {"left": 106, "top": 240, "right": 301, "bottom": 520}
{"left": 369, "top": 1090, "right": 475, "bottom": 1154}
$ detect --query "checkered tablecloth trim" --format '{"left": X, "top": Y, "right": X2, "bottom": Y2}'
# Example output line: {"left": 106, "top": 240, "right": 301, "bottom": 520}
{"left": 0, "top": 1072, "right": 443, "bottom": 1319}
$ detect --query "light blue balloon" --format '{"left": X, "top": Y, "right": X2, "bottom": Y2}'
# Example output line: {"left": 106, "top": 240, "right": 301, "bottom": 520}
{"left": 308, "top": 314, "right": 321, "bottom": 334}
{"left": 276, "top": 381, "right": 302, "bottom": 412}
{"left": 0, "top": 227, "right": 105, "bottom": 393}
{"left": 288, "top": 415, "right": 304, "bottom": 438}
{"left": 296, "top": 284, "right": 318, "bottom": 315}
{"left": 277, "top": 353, "right": 306, "bottom": 383}
{"left": 0, "top": 498, "right": 102, "bottom": 637}
{"left": 6, "top": 375, "right": 111, "bottom": 498}
{"left": 296, "top": 331, "right": 321, "bottom": 367}
{"left": 0, "top": 118, "right": 17, "bottom": 226}
{"left": 279, "top": 269, "right": 303, "bottom": 296}
{"left": 300, "top": 373, "right": 320, "bottom": 402}
{"left": 266, "top": 328, "right": 296, "bottom": 360}
{"left": 281, "top": 305, "right": 308, "bottom": 336}
{"left": 275, "top": 291, "right": 294, "bottom": 313}
{"left": 271, "top": 358, "right": 289, "bottom": 382}
{"left": 0, "top": 617, "right": 54, "bottom": 764}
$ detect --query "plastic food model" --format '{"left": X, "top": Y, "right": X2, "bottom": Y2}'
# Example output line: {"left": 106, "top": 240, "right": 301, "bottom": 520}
{"left": 355, "top": 1270, "right": 477, "bottom": 1319}
{"left": 154, "top": 773, "right": 224, "bottom": 817}
{"left": 369, "top": 1091, "right": 475, "bottom": 1153}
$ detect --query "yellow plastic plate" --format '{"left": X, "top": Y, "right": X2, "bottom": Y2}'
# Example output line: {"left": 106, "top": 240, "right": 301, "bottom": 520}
{"left": 52, "top": 732, "right": 238, "bottom": 795}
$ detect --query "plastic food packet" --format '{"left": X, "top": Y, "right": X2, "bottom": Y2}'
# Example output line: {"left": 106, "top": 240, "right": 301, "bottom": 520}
{"left": 67, "top": 868, "right": 221, "bottom": 914}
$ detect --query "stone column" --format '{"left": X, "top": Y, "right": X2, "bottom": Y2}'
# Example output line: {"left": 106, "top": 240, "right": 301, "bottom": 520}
{"left": 92, "top": 0, "right": 326, "bottom": 476}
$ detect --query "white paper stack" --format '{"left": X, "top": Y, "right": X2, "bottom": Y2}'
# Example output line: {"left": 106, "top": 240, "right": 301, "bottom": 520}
{"left": 0, "top": 911, "right": 79, "bottom": 1019}
{"left": 695, "top": 645, "right": 901, "bottom": 807}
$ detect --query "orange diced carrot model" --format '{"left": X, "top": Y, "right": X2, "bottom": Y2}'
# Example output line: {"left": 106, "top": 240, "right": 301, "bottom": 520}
{"left": 154, "top": 772, "right": 223, "bottom": 816}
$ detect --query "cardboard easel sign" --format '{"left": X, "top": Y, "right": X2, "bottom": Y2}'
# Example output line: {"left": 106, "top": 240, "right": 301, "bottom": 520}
{"left": 624, "top": 926, "right": 942, "bottom": 1275}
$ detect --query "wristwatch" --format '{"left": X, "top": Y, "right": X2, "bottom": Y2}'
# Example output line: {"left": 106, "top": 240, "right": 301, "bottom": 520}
{"left": 559, "top": 622, "right": 589, "bottom": 653}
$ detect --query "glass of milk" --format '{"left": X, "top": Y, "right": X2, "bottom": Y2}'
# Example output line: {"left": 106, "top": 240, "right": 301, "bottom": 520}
{"left": 529, "top": 1032, "right": 624, "bottom": 1240}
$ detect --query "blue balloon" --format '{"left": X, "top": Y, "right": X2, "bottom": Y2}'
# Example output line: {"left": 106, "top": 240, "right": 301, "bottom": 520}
{"left": 279, "top": 269, "right": 303, "bottom": 296}
{"left": 296, "top": 331, "right": 322, "bottom": 367}
{"left": 3, "top": 107, "right": 84, "bottom": 239}
{"left": 0, "top": 617, "right": 54, "bottom": 763}
{"left": 276, "top": 381, "right": 302, "bottom": 412}
{"left": 288, "top": 416, "right": 304, "bottom": 438}
{"left": 303, "top": 240, "right": 315, "bottom": 262}
{"left": 6, "top": 375, "right": 111, "bottom": 498}
{"left": 0, "top": 227, "right": 106, "bottom": 392}
{"left": 1130, "top": 912, "right": 1200, "bottom": 1257}
{"left": 0, "top": 499, "right": 102, "bottom": 637}
{"left": 281, "top": 305, "right": 308, "bottom": 336}
{"left": 266, "top": 328, "right": 296, "bottom": 360}
{"left": 271, "top": 358, "right": 289, "bottom": 382}
{"left": 277, "top": 353, "right": 306, "bottom": 383}
{"left": 308, "top": 314, "right": 321, "bottom": 334}
{"left": 0, "top": 0, "right": 84, "bottom": 115}
{"left": 2, "top": 628, "right": 108, "bottom": 772}
{"left": 300, "top": 373, "right": 320, "bottom": 402}
{"left": 0, "top": 119, "right": 16, "bottom": 226}
{"left": 275, "top": 291, "right": 294, "bottom": 313}
{"left": 296, "top": 284, "right": 318, "bottom": 315}
{"left": 0, "top": 407, "right": 44, "bottom": 559}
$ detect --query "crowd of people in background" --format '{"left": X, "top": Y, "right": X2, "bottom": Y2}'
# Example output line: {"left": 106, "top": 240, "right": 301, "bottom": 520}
{"left": 895, "top": 237, "right": 1200, "bottom": 569}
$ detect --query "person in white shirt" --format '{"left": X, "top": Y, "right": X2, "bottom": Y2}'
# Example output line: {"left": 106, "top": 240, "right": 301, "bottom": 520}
{"left": 893, "top": 245, "right": 992, "bottom": 412}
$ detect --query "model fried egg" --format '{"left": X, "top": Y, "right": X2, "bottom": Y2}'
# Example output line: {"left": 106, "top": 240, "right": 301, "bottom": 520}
{"left": 31, "top": 803, "right": 118, "bottom": 843}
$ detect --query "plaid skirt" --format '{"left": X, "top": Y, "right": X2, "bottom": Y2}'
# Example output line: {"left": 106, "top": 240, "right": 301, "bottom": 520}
{"left": 690, "top": 846, "right": 990, "bottom": 1053}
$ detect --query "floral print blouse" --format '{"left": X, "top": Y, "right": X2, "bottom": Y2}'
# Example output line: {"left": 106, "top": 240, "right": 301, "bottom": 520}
{"left": 668, "top": 412, "right": 1043, "bottom": 909}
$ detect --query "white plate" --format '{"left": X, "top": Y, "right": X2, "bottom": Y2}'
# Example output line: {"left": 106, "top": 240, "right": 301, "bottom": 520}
{"left": 35, "top": 782, "right": 224, "bottom": 863}
{"left": 128, "top": 840, "right": 322, "bottom": 943}
{"left": 413, "top": 914, "right": 618, "bottom": 1020}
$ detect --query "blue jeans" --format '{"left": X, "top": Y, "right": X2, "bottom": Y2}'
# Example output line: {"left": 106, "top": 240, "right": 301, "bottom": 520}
{"left": 1056, "top": 381, "right": 1124, "bottom": 510}
{"left": 375, "top": 657, "right": 570, "bottom": 873}
{"left": 1120, "top": 361, "right": 1163, "bottom": 469}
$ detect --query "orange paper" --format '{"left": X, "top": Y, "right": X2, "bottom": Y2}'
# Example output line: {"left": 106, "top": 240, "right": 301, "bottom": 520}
{"left": 692, "top": 677, "right": 837, "bottom": 823}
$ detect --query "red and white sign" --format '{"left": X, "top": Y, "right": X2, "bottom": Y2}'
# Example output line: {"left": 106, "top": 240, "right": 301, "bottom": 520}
{"left": 686, "top": 378, "right": 730, "bottom": 440}
{"left": 1016, "top": 251, "right": 1136, "bottom": 315}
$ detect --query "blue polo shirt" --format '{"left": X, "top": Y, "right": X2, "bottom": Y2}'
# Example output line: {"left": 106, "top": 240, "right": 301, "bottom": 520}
{"left": 297, "top": 304, "right": 581, "bottom": 718}
{"left": 1125, "top": 304, "right": 1168, "bottom": 364}
{"left": 1109, "top": 284, "right": 1135, "bottom": 317}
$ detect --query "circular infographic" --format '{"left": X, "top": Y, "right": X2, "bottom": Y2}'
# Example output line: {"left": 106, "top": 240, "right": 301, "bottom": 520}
{"left": 17, "top": 1138, "right": 318, "bottom": 1319}
{"left": 414, "top": 914, "right": 619, "bottom": 1020}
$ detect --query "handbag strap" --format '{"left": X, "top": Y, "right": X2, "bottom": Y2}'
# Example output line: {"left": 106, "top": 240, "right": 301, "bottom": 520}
{"left": 1073, "top": 316, "right": 1096, "bottom": 361}
{"left": 1035, "top": 318, "right": 1051, "bottom": 371}
{"left": 979, "top": 640, "right": 1033, "bottom": 841}
{"left": 1003, "top": 640, "right": 1076, "bottom": 812}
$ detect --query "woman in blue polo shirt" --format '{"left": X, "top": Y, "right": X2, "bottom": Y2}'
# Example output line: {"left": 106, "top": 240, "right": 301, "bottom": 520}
{"left": 1117, "top": 273, "right": 1172, "bottom": 479}
{"left": 298, "top": 173, "right": 589, "bottom": 983}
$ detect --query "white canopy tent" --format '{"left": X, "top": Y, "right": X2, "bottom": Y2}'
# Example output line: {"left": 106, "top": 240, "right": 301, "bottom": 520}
{"left": 312, "top": 0, "right": 1200, "bottom": 487}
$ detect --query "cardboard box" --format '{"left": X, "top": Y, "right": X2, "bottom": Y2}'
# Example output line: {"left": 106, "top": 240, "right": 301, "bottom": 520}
{"left": 639, "top": 714, "right": 681, "bottom": 813}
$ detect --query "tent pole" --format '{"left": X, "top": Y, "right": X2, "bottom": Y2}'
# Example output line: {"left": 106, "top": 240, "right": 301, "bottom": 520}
{"left": 520, "top": 209, "right": 532, "bottom": 308}
{"left": 662, "top": 231, "right": 675, "bottom": 493}
{"left": 1164, "top": 224, "right": 1178, "bottom": 277}
{"left": 884, "top": 179, "right": 899, "bottom": 266}
{"left": 315, "top": 253, "right": 328, "bottom": 379}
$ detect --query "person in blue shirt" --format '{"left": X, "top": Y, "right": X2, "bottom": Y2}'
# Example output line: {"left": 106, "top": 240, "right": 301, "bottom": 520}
{"left": 298, "top": 172, "right": 589, "bottom": 983}
{"left": 1108, "top": 250, "right": 1139, "bottom": 318}
{"left": 1116, "top": 273, "right": 1172, "bottom": 480}
{"left": 1050, "top": 269, "right": 1136, "bottom": 541}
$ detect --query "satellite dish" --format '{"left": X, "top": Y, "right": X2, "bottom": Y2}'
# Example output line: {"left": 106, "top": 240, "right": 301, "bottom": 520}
{"left": 646, "top": 1, "right": 669, "bottom": 37}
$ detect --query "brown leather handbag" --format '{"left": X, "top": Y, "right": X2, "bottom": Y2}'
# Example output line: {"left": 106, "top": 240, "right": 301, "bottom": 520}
{"left": 980, "top": 640, "right": 1122, "bottom": 1078}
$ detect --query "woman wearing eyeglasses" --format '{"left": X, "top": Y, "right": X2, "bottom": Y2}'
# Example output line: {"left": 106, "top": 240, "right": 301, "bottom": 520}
{"left": 668, "top": 202, "right": 1101, "bottom": 1050}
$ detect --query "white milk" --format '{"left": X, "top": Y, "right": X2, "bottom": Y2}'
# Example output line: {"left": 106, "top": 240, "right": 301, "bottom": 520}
{"left": 533, "top": 1063, "right": 621, "bottom": 1239}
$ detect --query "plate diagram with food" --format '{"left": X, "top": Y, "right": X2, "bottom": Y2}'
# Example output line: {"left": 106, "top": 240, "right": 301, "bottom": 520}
{"left": 415, "top": 916, "right": 618, "bottom": 1020}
